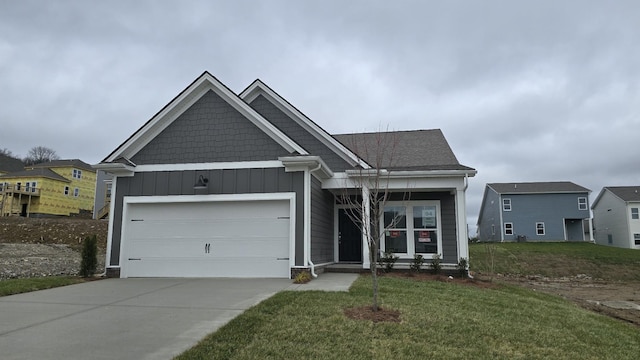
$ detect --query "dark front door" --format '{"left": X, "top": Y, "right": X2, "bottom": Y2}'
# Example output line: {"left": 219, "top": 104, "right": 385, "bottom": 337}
{"left": 338, "top": 209, "right": 362, "bottom": 262}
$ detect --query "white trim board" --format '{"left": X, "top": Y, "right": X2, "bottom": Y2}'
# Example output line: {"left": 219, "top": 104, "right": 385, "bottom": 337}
{"left": 134, "top": 161, "right": 284, "bottom": 172}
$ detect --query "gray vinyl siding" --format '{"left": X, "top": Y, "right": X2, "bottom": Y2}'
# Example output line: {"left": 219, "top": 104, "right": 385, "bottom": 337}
{"left": 501, "top": 193, "right": 590, "bottom": 241}
{"left": 477, "top": 187, "right": 501, "bottom": 241}
{"left": 592, "top": 191, "right": 632, "bottom": 248}
{"left": 249, "top": 95, "right": 352, "bottom": 171}
{"left": 108, "top": 168, "right": 305, "bottom": 266}
{"left": 389, "top": 192, "right": 458, "bottom": 264}
{"left": 131, "top": 90, "right": 290, "bottom": 165}
{"left": 310, "top": 176, "right": 334, "bottom": 264}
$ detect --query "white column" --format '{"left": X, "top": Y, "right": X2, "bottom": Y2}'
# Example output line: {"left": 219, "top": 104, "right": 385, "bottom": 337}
{"left": 362, "top": 185, "right": 371, "bottom": 269}
{"left": 456, "top": 189, "right": 469, "bottom": 261}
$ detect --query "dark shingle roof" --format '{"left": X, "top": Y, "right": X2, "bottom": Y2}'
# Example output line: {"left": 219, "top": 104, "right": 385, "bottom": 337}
{"left": 332, "top": 129, "right": 474, "bottom": 171}
{"left": 0, "top": 154, "right": 24, "bottom": 173}
{"left": 605, "top": 186, "right": 640, "bottom": 202}
{"left": 488, "top": 181, "right": 590, "bottom": 194}
{"left": 28, "top": 159, "right": 94, "bottom": 172}
{"left": 0, "top": 168, "right": 69, "bottom": 182}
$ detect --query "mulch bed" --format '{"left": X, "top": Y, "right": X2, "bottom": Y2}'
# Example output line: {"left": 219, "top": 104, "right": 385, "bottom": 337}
{"left": 343, "top": 305, "right": 401, "bottom": 323}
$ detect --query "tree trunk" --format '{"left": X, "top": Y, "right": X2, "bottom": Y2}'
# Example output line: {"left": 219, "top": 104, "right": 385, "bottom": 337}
{"left": 370, "top": 241, "right": 379, "bottom": 312}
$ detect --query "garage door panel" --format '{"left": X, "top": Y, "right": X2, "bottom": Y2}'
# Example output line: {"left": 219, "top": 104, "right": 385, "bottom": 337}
{"left": 123, "top": 198, "right": 291, "bottom": 278}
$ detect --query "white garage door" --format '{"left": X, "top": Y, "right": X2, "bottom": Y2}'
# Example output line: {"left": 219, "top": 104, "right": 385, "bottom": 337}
{"left": 122, "top": 199, "right": 291, "bottom": 278}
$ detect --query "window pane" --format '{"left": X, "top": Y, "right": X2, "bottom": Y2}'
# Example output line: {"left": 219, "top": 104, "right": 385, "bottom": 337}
{"left": 384, "top": 206, "right": 406, "bottom": 228}
{"left": 413, "top": 206, "right": 437, "bottom": 229}
{"left": 385, "top": 230, "right": 407, "bottom": 253}
{"left": 635, "top": 234, "right": 640, "bottom": 245}
{"left": 414, "top": 230, "right": 438, "bottom": 253}
{"left": 632, "top": 208, "right": 639, "bottom": 220}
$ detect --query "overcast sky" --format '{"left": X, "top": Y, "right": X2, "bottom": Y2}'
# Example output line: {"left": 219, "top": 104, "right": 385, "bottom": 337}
{"left": 1, "top": 1, "right": 638, "bottom": 230}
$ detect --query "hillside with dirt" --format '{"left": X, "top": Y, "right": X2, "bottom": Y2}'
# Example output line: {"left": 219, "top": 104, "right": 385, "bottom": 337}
{"left": 0, "top": 217, "right": 108, "bottom": 279}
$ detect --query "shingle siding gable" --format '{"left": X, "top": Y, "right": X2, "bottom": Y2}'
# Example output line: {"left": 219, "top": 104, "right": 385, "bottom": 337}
{"left": 249, "top": 95, "right": 352, "bottom": 171}
{"left": 131, "top": 90, "right": 290, "bottom": 165}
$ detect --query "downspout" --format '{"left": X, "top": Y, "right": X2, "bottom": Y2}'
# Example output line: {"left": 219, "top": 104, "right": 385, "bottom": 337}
{"left": 306, "top": 162, "right": 323, "bottom": 278}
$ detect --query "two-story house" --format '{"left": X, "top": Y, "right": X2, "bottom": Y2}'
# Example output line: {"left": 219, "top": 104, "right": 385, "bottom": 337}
{"left": 0, "top": 159, "right": 96, "bottom": 217}
{"left": 477, "top": 181, "right": 592, "bottom": 242}
{"left": 591, "top": 186, "right": 640, "bottom": 249}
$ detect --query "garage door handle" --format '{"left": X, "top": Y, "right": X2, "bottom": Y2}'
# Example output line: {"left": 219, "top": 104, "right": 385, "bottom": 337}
{"left": 128, "top": 258, "right": 141, "bottom": 261}
{"left": 277, "top": 257, "right": 289, "bottom": 260}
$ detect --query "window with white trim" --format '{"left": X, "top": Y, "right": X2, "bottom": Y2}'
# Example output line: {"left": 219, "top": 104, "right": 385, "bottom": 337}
{"left": 382, "top": 201, "right": 441, "bottom": 257}
{"left": 491, "top": 224, "right": 495, "bottom": 236}
{"left": 74, "top": 188, "right": 79, "bottom": 197}
{"left": 64, "top": 186, "right": 69, "bottom": 195}
{"left": 504, "top": 222, "right": 513, "bottom": 235}
{"left": 632, "top": 208, "right": 639, "bottom": 220}
{"left": 503, "top": 198, "right": 512, "bottom": 211}
{"left": 536, "top": 222, "right": 545, "bottom": 235}
{"left": 578, "top": 197, "right": 588, "bottom": 210}
{"left": 73, "top": 169, "right": 82, "bottom": 179}
{"left": 635, "top": 234, "right": 640, "bottom": 245}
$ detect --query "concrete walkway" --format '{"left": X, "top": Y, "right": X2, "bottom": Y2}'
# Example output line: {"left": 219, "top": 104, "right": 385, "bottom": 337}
{"left": 0, "top": 273, "right": 358, "bottom": 360}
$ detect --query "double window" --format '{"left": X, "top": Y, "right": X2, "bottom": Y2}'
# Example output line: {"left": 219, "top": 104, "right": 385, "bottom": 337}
{"left": 73, "top": 169, "right": 82, "bottom": 179}
{"left": 634, "top": 234, "right": 640, "bottom": 245}
{"left": 502, "top": 198, "right": 512, "bottom": 211}
{"left": 504, "top": 223, "right": 514, "bottom": 235}
{"left": 578, "top": 197, "right": 588, "bottom": 211}
{"left": 536, "top": 222, "right": 545, "bottom": 235}
{"left": 24, "top": 181, "right": 36, "bottom": 193}
{"left": 382, "top": 202, "right": 441, "bottom": 257}
{"left": 64, "top": 186, "right": 70, "bottom": 195}
{"left": 632, "top": 208, "right": 639, "bottom": 220}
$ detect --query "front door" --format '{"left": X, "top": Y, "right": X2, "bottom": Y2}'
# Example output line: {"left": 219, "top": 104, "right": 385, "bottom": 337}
{"left": 338, "top": 209, "right": 362, "bottom": 262}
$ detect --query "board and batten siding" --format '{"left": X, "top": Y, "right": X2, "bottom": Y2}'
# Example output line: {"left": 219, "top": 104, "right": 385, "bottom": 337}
{"left": 310, "top": 176, "right": 334, "bottom": 264}
{"left": 109, "top": 168, "right": 305, "bottom": 267}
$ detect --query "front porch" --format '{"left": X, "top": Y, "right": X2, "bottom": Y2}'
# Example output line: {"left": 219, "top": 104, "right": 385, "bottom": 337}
{"left": 0, "top": 185, "right": 40, "bottom": 217}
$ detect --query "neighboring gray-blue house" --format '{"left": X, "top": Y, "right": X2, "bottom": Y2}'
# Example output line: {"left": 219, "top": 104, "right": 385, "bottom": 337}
{"left": 477, "top": 182, "right": 592, "bottom": 242}
{"left": 94, "top": 71, "right": 476, "bottom": 278}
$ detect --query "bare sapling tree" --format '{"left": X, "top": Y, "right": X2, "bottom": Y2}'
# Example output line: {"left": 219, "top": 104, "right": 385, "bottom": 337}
{"left": 23, "top": 146, "right": 60, "bottom": 165}
{"left": 339, "top": 130, "right": 405, "bottom": 312}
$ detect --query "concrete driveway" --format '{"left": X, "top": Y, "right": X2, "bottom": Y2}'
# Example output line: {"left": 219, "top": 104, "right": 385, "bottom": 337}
{"left": 0, "top": 278, "right": 292, "bottom": 360}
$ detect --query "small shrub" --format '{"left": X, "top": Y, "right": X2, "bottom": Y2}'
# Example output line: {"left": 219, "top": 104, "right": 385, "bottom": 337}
{"left": 457, "top": 257, "right": 469, "bottom": 278}
{"left": 380, "top": 250, "right": 399, "bottom": 272}
{"left": 293, "top": 271, "right": 311, "bottom": 284}
{"left": 79, "top": 235, "right": 98, "bottom": 278}
{"left": 430, "top": 254, "right": 442, "bottom": 274}
{"left": 410, "top": 254, "right": 424, "bottom": 272}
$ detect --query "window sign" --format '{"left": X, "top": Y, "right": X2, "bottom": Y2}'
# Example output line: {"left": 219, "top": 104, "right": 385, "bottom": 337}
{"left": 422, "top": 208, "right": 436, "bottom": 227}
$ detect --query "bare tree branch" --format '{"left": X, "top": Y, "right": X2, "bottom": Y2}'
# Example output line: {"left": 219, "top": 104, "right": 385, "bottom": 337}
{"left": 23, "top": 146, "right": 60, "bottom": 166}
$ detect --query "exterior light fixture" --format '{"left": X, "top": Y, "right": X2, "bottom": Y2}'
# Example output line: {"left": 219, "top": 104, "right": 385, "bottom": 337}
{"left": 193, "top": 175, "right": 209, "bottom": 190}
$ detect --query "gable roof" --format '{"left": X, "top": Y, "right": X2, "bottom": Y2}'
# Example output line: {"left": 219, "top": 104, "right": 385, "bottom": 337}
{"left": 592, "top": 186, "right": 640, "bottom": 208}
{"left": 28, "top": 159, "right": 94, "bottom": 172}
{"left": 239, "top": 79, "right": 369, "bottom": 169}
{"left": 102, "top": 71, "right": 307, "bottom": 163}
{"left": 0, "top": 167, "right": 70, "bottom": 182}
{"left": 0, "top": 154, "right": 24, "bottom": 173}
{"left": 488, "top": 181, "right": 590, "bottom": 194}
{"left": 333, "top": 129, "right": 475, "bottom": 171}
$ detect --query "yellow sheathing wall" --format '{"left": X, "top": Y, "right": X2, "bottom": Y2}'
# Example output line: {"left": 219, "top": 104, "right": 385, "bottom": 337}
{"left": 50, "top": 167, "right": 97, "bottom": 213}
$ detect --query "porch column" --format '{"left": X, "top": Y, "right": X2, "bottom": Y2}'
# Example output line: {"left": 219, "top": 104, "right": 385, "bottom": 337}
{"left": 456, "top": 189, "right": 469, "bottom": 261}
{"left": 361, "top": 185, "right": 371, "bottom": 269}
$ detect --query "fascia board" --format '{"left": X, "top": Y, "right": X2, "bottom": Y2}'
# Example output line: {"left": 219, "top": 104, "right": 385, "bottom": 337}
{"left": 92, "top": 163, "right": 135, "bottom": 177}
{"left": 241, "top": 80, "right": 370, "bottom": 169}
{"left": 105, "top": 74, "right": 307, "bottom": 163}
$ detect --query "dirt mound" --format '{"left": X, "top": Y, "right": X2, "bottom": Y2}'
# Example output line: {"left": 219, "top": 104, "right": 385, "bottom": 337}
{"left": 0, "top": 217, "right": 108, "bottom": 250}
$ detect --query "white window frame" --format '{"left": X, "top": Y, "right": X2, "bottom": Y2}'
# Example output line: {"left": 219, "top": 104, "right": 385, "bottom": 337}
{"left": 634, "top": 234, "right": 640, "bottom": 245}
{"left": 578, "top": 197, "right": 588, "bottom": 211}
{"left": 381, "top": 201, "right": 442, "bottom": 259}
{"left": 536, "top": 222, "right": 545, "bottom": 235}
{"left": 73, "top": 169, "right": 82, "bottom": 179}
{"left": 504, "top": 222, "right": 514, "bottom": 235}
{"left": 632, "top": 208, "right": 639, "bottom": 220}
{"left": 502, "top": 198, "right": 512, "bottom": 211}
{"left": 74, "top": 188, "right": 79, "bottom": 197}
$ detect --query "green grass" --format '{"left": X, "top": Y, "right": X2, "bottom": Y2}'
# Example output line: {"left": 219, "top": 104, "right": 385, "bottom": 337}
{"left": 176, "top": 275, "right": 640, "bottom": 360}
{"left": 470, "top": 242, "right": 640, "bottom": 281}
{"left": 0, "top": 276, "right": 85, "bottom": 297}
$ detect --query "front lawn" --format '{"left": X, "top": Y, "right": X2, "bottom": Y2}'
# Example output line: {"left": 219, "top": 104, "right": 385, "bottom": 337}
{"left": 469, "top": 242, "right": 640, "bottom": 281}
{"left": 176, "top": 275, "right": 640, "bottom": 360}
{"left": 0, "top": 276, "right": 86, "bottom": 297}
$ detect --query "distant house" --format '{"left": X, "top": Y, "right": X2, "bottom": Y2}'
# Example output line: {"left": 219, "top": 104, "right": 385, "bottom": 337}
{"left": 477, "top": 182, "right": 592, "bottom": 242}
{"left": 92, "top": 170, "right": 113, "bottom": 219}
{"left": 591, "top": 186, "right": 640, "bottom": 249}
{"left": 0, "top": 159, "right": 96, "bottom": 217}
